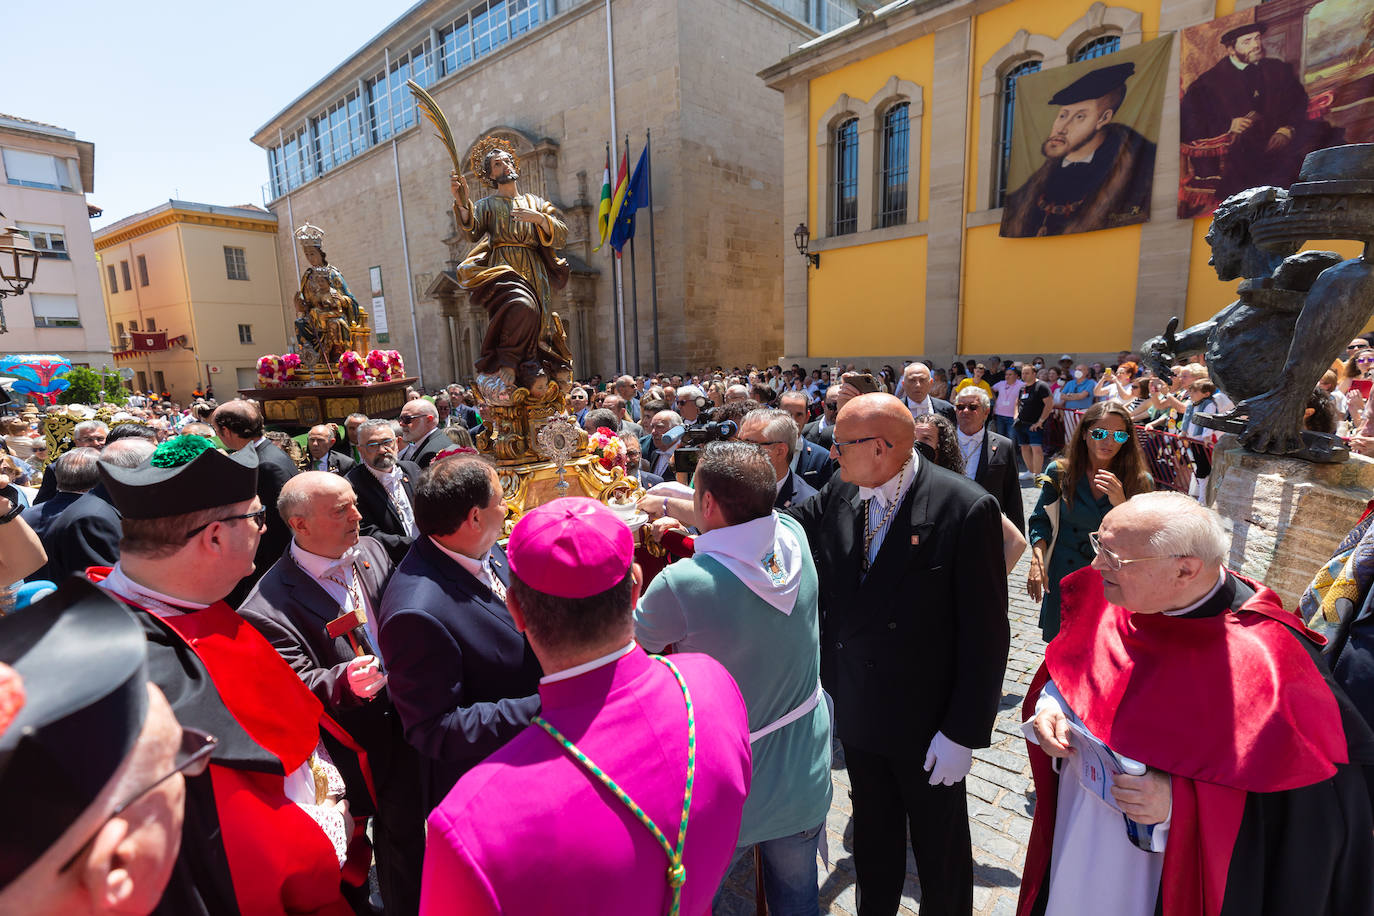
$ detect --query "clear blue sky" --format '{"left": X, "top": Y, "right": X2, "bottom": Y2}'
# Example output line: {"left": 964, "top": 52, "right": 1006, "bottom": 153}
{"left": 12, "top": 1, "right": 407, "bottom": 229}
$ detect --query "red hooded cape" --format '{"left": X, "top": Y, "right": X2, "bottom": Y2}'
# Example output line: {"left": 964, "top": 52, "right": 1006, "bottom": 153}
{"left": 89, "top": 568, "right": 374, "bottom": 915}
{"left": 1016, "top": 567, "right": 1349, "bottom": 916}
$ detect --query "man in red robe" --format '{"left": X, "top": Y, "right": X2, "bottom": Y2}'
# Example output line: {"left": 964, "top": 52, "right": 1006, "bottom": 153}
{"left": 1017, "top": 491, "right": 1374, "bottom": 916}
{"left": 87, "top": 434, "right": 373, "bottom": 916}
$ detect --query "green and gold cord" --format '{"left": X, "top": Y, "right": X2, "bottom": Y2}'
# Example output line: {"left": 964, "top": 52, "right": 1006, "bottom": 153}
{"left": 532, "top": 655, "right": 697, "bottom": 915}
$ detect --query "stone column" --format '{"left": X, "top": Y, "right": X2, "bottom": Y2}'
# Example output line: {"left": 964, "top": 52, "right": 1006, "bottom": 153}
{"left": 924, "top": 19, "right": 972, "bottom": 365}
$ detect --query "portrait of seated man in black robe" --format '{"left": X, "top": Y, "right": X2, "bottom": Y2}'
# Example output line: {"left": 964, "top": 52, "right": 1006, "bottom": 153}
{"left": 1179, "top": 21, "right": 1337, "bottom": 218}
{"left": 1001, "top": 62, "right": 1156, "bottom": 238}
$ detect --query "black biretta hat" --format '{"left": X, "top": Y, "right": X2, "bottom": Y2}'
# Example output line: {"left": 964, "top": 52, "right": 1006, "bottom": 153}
{"left": 98, "top": 435, "right": 259, "bottom": 520}
{"left": 1220, "top": 21, "right": 1266, "bottom": 47}
{"left": 1048, "top": 62, "right": 1135, "bottom": 106}
{"left": 0, "top": 579, "right": 149, "bottom": 887}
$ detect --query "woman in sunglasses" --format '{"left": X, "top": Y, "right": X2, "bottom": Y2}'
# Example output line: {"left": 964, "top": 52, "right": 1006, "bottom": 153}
{"left": 1026, "top": 402, "right": 1152, "bottom": 640}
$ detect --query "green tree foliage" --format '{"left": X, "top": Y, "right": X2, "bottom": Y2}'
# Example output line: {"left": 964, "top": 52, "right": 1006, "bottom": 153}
{"left": 58, "top": 368, "right": 128, "bottom": 406}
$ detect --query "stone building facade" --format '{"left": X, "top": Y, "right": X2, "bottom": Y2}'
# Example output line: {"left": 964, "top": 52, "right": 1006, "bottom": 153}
{"left": 252, "top": 0, "right": 856, "bottom": 388}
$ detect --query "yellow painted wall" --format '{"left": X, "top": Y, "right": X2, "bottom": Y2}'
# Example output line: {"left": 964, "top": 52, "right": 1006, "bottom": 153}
{"left": 807, "top": 32, "right": 935, "bottom": 230}
{"left": 807, "top": 236, "right": 927, "bottom": 354}
{"left": 962, "top": 223, "right": 1141, "bottom": 352}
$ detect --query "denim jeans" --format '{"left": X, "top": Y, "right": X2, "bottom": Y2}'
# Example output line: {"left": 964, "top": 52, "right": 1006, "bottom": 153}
{"left": 719, "top": 822, "right": 824, "bottom": 916}
{"left": 993, "top": 413, "right": 1015, "bottom": 440}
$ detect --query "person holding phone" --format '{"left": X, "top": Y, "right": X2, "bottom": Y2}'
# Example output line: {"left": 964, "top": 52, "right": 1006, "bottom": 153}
{"left": 1027, "top": 402, "right": 1152, "bottom": 641}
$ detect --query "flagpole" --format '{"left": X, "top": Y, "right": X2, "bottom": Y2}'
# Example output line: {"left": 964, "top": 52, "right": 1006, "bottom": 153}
{"left": 625, "top": 133, "right": 641, "bottom": 374}
{"left": 604, "top": 0, "right": 626, "bottom": 375}
{"left": 646, "top": 128, "right": 661, "bottom": 373}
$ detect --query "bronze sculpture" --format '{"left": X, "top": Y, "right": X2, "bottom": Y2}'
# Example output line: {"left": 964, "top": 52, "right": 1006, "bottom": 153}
{"left": 449, "top": 136, "right": 574, "bottom": 404}
{"left": 1143, "top": 143, "right": 1374, "bottom": 462}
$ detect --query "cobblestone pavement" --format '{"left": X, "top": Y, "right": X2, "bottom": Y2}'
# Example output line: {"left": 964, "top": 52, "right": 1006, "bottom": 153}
{"left": 716, "top": 485, "right": 1046, "bottom": 915}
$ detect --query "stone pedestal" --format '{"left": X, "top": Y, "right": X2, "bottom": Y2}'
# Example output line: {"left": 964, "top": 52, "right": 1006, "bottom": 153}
{"left": 1207, "top": 435, "right": 1374, "bottom": 608}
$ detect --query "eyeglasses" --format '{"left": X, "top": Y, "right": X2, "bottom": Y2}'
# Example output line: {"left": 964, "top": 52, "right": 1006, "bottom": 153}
{"left": 1088, "top": 427, "right": 1131, "bottom": 444}
{"left": 59, "top": 728, "right": 218, "bottom": 873}
{"left": 1349, "top": 343, "right": 1368, "bottom": 351}
{"left": 739, "top": 438, "right": 787, "bottom": 447}
{"left": 360, "top": 439, "right": 396, "bottom": 450}
{"left": 1358, "top": 358, "right": 1374, "bottom": 366}
{"left": 831, "top": 435, "right": 893, "bottom": 453}
{"left": 1089, "top": 532, "right": 1185, "bottom": 571}
{"left": 185, "top": 507, "right": 268, "bottom": 539}
{"left": 397, "top": 415, "right": 422, "bottom": 424}
{"left": 954, "top": 404, "right": 983, "bottom": 412}
{"left": 824, "top": 402, "right": 838, "bottom": 410}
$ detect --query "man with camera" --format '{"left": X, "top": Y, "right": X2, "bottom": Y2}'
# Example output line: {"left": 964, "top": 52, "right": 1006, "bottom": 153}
{"left": 634, "top": 442, "right": 832, "bottom": 915}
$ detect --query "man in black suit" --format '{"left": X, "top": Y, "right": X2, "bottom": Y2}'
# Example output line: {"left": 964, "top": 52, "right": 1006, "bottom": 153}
{"left": 238, "top": 472, "right": 425, "bottom": 915}
{"left": 900, "top": 361, "right": 956, "bottom": 424}
{"left": 619, "top": 431, "right": 664, "bottom": 490}
{"left": 802, "top": 385, "right": 839, "bottom": 451}
{"left": 398, "top": 400, "right": 447, "bottom": 469}
{"left": 377, "top": 456, "right": 542, "bottom": 808}
{"left": 304, "top": 424, "right": 356, "bottom": 475}
{"left": 40, "top": 439, "right": 153, "bottom": 582}
{"left": 781, "top": 391, "right": 836, "bottom": 491}
{"left": 641, "top": 410, "right": 683, "bottom": 480}
{"left": 347, "top": 419, "right": 421, "bottom": 564}
{"left": 952, "top": 387, "right": 1025, "bottom": 533}
{"left": 214, "top": 399, "right": 299, "bottom": 605}
{"left": 787, "top": 393, "right": 1008, "bottom": 916}
{"left": 739, "top": 408, "right": 817, "bottom": 510}
{"left": 22, "top": 446, "right": 99, "bottom": 579}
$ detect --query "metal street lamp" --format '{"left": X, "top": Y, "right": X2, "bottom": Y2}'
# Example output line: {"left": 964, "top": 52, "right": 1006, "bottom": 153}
{"left": 0, "top": 220, "right": 40, "bottom": 334}
{"left": 793, "top": 222, "right": 820, "bottom": 269}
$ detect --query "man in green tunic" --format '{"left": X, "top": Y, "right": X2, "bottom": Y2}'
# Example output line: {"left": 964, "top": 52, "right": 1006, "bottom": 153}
{"left": 450, "top": 140, "right": 572, "bottom": 404}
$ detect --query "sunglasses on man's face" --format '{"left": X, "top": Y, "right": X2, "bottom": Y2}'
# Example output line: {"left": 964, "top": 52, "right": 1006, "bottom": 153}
{"left": 1359, "top": 357, "right": 1374, "bottom": 366}
{"left": 1088, "top": 427, "right": 1131, "bottom": 444}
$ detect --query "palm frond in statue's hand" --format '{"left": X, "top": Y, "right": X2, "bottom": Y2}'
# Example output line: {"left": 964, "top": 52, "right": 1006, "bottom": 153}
{"left": 406, "top": 79, "right": 467, "bottom": 205}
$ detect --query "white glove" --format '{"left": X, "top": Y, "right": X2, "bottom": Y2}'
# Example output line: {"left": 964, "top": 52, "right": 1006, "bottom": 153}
{"left": 345, "top": 655, "right": 387, "bottom": 700}
{"left": 923, "top": 731, "right": 973, "bottom": 786}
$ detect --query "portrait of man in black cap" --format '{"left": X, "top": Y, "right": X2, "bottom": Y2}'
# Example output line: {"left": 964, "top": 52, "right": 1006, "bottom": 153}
{"left": 1179, "top": 18, "right": 1336, "bottom": 217}
{"left": 1001, "top": 61, "right": 1157, "bottom": 237}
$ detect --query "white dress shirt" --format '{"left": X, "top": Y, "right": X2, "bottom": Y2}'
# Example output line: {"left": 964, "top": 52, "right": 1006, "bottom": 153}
{"left": 540, "top": 641, "right": 637, "bottom": 685}
{"left": 428, "top": 537, "right": 506, "bottom": 601}
{"left": 904, "top": 395, "right": 933, "bottom": 419}
{"left": 652, "top": 445, "right": 677, "bottom": 478}
{"left": 956, "top": 427, "right": 983, "bottom": 480}
{"left": 290, "top": 541, "right": 380, "bottom": 653}
{"left": 368, "top": 463, "right": 418, "bottom": 537}
{"left": 857, "top": 449, "right": 920, "bottom": 569}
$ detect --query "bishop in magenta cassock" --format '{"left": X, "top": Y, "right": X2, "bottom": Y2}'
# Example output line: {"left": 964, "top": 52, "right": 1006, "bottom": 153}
{"left": 421, "top": 497, "right": 752, "bottom": 915}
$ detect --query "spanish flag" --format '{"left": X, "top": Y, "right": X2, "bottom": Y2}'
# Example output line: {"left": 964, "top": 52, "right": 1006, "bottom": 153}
{"left": 592, "top": 146, "right": 613, "bottom": 252}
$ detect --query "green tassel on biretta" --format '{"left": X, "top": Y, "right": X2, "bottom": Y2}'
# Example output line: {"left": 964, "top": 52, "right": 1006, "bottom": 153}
{"left": 149, "top": 435, "right": 218, "bottom": 469}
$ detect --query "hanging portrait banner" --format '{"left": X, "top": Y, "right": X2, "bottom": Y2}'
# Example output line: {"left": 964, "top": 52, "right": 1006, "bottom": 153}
{"left": 1000, "top": 35, "right": 1172, "bottom": 238}
{"left": 1178, "top": 1, "right": 1373, "bottom": 219}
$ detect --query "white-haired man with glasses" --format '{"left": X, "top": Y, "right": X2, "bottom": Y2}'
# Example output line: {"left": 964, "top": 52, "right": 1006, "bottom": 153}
{"left": 1017, "top": 491, "right": 1374, "bottom": 916}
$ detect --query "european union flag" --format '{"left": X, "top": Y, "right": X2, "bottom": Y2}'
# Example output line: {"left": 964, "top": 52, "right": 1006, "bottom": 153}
{"left": 608, "top": 145, "right": 651, "bottom": 254}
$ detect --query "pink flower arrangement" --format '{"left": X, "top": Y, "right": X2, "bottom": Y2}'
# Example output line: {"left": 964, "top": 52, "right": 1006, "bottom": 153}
{"left": 386, "top": 350, "right": 405, "bottom": 378}
{"left": 587, "top": 427, "right": 626, "bottom": 472}
{"left": 338, "top": 351, "right": 368, "bottom": 385}
{"left": 257, "top": 354, "right": 302, "bottom": 387}
{"left": 365, "top": 349, "right": 390, "bottom": 381}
